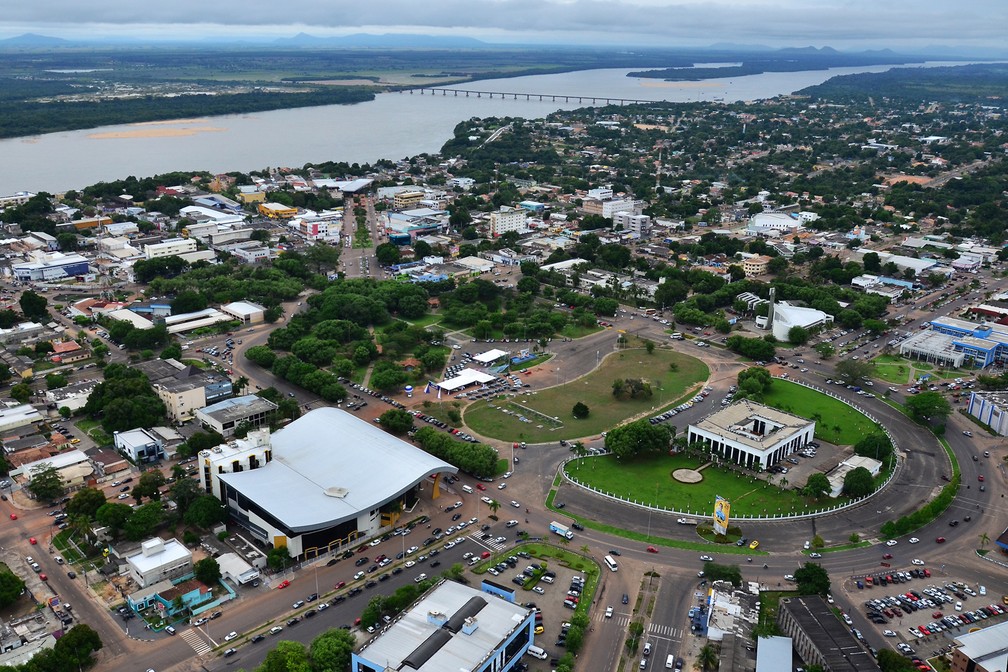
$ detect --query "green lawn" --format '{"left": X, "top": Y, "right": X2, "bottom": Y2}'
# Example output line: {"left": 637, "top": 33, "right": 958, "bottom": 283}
{"left": 75, "top": 419, "right": 112, "bottom": 447}
{"left": 761, "top": 379, "right": 878, "bottom": 445}
{"left": 567, "top": 453, "right": 832, "bottom": 517}
{"left": 464, "top": 348, "right": 708, "bottom": 442}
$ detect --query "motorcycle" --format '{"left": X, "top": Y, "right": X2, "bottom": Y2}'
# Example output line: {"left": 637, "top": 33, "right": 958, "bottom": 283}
{"left": 747, "top": 557, "right": 752, "bottom": 563}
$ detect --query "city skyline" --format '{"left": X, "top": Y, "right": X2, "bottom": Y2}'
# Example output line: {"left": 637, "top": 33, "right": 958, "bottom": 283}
{"left": 1, "top": 0, "right": 1005, "bottom": 52}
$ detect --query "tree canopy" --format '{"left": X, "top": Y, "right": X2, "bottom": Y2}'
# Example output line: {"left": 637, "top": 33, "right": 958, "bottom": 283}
{"left": 604, "top": 420, "right": 671, "bottom": 460}
{"left": 794, "top": 561, "right": 831, "bottom": 596}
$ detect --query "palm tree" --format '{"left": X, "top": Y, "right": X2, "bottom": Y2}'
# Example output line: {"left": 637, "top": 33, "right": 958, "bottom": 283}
{"left": 580, "top": 544, "right": 591, "bottom": 556}
{"left": 980, "top": 532, "right": 990, "bottom": 551}
{"left": 233, "top": 376, "right": 249, "bottom": 394}
{"left": 558, "top": 536, "right": 570, "bottom": 550}
{"left": 696, "top": 643, "right": 718, "bottom": 672}
{"left": 488, "top": 499, "right": 500, "bottom": 519}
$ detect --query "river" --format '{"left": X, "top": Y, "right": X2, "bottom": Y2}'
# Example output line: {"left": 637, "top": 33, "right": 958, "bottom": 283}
{"left": 0, "top": 62, "right": 964, "bottom": 194}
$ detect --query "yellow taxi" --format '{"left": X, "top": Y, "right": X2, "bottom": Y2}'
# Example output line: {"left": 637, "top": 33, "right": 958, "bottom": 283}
{"left": 749, "top": 540, "right": 760, "bottom": 550}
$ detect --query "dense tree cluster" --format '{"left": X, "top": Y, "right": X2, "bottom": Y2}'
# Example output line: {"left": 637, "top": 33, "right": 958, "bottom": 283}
{"left": 726, "top": 335, "right": 776, "bottom": 362}
{"left": 611, "top": 378, "right": 653, "bottom": 401}
{"left": 793, "top": 562, "right": 831, "bottom": 596}
{"left": 412, "top": 426, "right": 499, "bottom": 478}
{"left": 82, "top": 363, "right": 166, "bottom": 434}
{"left": 604, "top": 420, "right": 671, "bottom": 459}
{"left": 733, "top": 367, "right": 773, "bottom": 402}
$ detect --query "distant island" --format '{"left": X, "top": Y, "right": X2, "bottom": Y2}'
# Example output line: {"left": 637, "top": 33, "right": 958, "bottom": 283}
{"left": 626, "top": 47, "right": 924, "bottom": 81}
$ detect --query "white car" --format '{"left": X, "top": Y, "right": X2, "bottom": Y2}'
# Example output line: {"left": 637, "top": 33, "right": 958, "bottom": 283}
{"left": 911, "top": 559, "right": 925, "bottom": 566}
{"left": 908, "top": 537, "right": 919, "bottom": 544}
{"left": 532, "top": 586, "right": 545, "bottom": 595}
{"left": 498, "top": 483, "right": 506, "bottom": 490}
{"left": 510, "top": 500, "right": 521, "bottom": 508}
{"left": 415, "top": 573, "right": 427, "bottom": 583}
{"left": 885, "top": 539, "right": 898, "bottom": 546}
{"left": 605, "top": 606, "right": 614, "bottom": 618}
{"left": 883, "top": 630, "right": 897, "bottom": 637}
{"left": 699, "top": 555, "right": 713, "bottom": 562}
{"left": 406, "top": 546, "right": 418, "bottom": 555}
{"left": 405, "top": 560, "right": 416, "bottom": 568}
{"left": 224, "top": 631, "right": 238, "bottom": 642}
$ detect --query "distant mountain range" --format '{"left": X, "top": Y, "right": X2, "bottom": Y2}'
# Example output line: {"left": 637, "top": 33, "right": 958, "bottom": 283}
{"left": 0, "top": 32, "right": 1002, "bottom": 59}
{"left": 0, "top": 32, "right": 70, "bottom": 46}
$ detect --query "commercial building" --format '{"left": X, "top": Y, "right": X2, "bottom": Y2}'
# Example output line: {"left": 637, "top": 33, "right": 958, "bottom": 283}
{"left": 163, "top": 308, "right": 233, "bottom": 335}
{"left": 0, "top": 322, "right": 45, "bottom": 345}
{"left": 136, "top": 358, "right": 232, "bottom": 422}
{"left": 200, "top": 408, "right": 456, "bottom": 558}
{"left": 900, "top": 316, "right": 1008, "bottom": 369}
{"left": 352, "top": 579, "right": 536, "bottom": 672}
{"left": 967, "top": 392, "right": 1008, "bottom": 436}
{"left": 221, "top": 301, "right": 266, "bottom": 325}
{"left": 12, "top": 251, "right": 90, "bottom": 281}
{"left": 13, "top": 450, "right": 93, "bottom": 494}
{"left": 194, "top": 394, "right": 277, "bottom": 438}
{"left": 216, "top": 552, "right": 261, "bottom": 586}
{"left": 125, "top": 537, "right": 193, "bottom": 588}
{"left": 489, "top": 206, "right": 528, "bottom": 237}
{"left": 144, "top": 238, "right": 197, "bottom": 260}
{"left": 0, "top": 404, "right": 44, "bottom": 434}
{"left": 777, "top": 596, "right": 880, "bottom": 672}
{"left": 755, "top": 636, "right": 793, "bottom": 672}
{"left": 742, "top": 255, "right": 772, "bottom": 277}
{"left": 113, "top": 428, "right": 166, "bottom": 464}
{"left": 687, "top": 401, "right": 815, "bottom": 470}
{"left": 747, "top": 212, "right": 804, "bottom": 237}
{"left": 612, "top": 211, "right": 652, "bottom": 237}
{"left": 951, "top": 620, "right": 1008, "bottom": 672}
{"left": 257, "top": 202, "right": 298, "bottom": 219}
{"left": 44, "top": 379, "right": 98, "bottom": 413}
{"left": 393, "top": 190, "right": 426, "bottom": 210}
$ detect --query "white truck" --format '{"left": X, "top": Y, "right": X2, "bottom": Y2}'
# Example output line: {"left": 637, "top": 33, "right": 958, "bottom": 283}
{"left": 676, "top": 517, "right": 698, "bottom": 526}
{"left": 549, "top": 521, "right": 574, "bottom": 540}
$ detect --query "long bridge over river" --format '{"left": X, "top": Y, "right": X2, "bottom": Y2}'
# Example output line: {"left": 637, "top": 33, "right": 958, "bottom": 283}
{"left": 401, "top": 87, "right": 659, "bottom": 106}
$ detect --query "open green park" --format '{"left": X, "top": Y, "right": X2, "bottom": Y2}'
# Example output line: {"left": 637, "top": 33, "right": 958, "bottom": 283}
{"left": 564, "top": 378, "right": 875, "bottom": 517}
{"left": 564, "top": 453, "right": 831, "bottom": 517}
{"left": 760, "top": 379, "right": 878, "bottom": 445}
{"left": 463, "top": 347, "right": 708, "bottom": 443}
{"left": 871, "top": 354, "right": 967, "bottom": 385}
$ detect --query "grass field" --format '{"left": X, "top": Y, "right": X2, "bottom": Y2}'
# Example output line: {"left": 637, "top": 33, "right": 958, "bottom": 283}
{"left": 75, "top": 419, "right": 112, "bottom": 447}
{"left": 566, "top": 453, "right": 829, "bottom": 517}
{"left": 761, "top": 379, "right": 878, "bottom": 445}
{"left": 464, "top": 348, "right": 708, "bottom": 442}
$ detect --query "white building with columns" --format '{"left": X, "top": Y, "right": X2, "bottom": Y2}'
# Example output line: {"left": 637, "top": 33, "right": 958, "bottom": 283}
{"left": 687, "top": 401, "right": 815, "bottom": 470}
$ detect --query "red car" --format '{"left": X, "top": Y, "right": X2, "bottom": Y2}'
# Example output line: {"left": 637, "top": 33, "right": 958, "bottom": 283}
{"left": 8, "top": 513, "right": 15, "bottom": 520}
{"left": 646, "top": 546, "right": 658, "bottom": 554}
{"left": 481, "top": 551, "right": 491, "bottom": 559}
{"left": 29, "top": 537, "right": 36, "bottom": 545}
{"left": 932, "top": 611, "right": 943, "bottom": 619}
{"left": 277, "top": 579, "right": 290, "bottom": 589}
{"left": 334, "top": 581, "right": 346, "bottom": 590}
{"left": 882, "top": 553, "right": 893, "bottom": 560}
{"left": 476, "top": 484, "right": 486, "bottom": 491}
{"left": 39, "top": 574, "right": 47, "bottom": 581}
{"left": 978, "top": 475, "right": 984, "bottom": 482}
{"left": 935, "top": 537, "right": 946, "bottom": 544}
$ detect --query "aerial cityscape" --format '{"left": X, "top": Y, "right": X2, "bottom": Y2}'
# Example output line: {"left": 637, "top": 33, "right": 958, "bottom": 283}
{"left": 0, "top": 3, "right": 1007, "bottom": 672}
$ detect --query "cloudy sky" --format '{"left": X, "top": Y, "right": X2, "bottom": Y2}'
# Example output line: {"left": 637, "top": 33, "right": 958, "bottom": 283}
{"left": 2, "top": 0, "right": 1005, "bottom": 51}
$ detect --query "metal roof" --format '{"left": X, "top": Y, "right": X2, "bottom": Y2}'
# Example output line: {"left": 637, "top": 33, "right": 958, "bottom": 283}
{"left": 217, "top": 408, "right": 456, "bottom": 533}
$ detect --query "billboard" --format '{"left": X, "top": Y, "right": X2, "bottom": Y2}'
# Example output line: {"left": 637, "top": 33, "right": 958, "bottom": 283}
{"left": 713, "top": 496, "right": 731, "bottom": 536}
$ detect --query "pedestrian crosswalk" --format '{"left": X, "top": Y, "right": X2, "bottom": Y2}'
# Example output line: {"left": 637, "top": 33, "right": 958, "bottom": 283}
{"left": 468, "top": 533, "right": 508, "bottom": 552}
{"left": 180, "top": 628, "right": 212, "bottom": 655}
{"left": 649, "top": 623, "right": 683, "bottom": 639}
{"left": 590, "top": 612, "right": 683, "bottom": 639}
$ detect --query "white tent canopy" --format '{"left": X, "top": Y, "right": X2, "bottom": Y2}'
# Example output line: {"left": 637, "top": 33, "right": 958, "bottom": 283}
{"left": 438, "top": 368, "right": 496, "bottom": 392}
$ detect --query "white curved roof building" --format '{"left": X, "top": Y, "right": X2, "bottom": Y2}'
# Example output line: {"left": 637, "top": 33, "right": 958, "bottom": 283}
{"left": 201, "top": 407, "right": 456, "bottom": 558}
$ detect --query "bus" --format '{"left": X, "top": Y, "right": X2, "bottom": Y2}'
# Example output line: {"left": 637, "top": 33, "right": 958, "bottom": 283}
{"left": 604, "top": 555, "right": 619, "bottom": 572}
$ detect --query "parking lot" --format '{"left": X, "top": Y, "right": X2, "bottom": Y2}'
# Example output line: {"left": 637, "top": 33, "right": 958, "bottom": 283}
{"left": 847, "top": 570, "right": 1006, "bottom": 663}
{"left": 475, "top": 551, "right": 593, "bottom": 671}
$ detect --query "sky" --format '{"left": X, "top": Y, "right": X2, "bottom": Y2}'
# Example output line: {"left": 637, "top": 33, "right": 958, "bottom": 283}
{"left": 1, "top": 0, "right": 1005, "bottom": 52}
